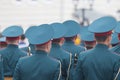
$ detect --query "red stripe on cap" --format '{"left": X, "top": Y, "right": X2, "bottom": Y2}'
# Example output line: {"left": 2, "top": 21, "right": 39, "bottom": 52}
{"left": 95, "top": 31, "right": 112, "bottom": 36}
{"left": 0, "top": 42, "right": 7, "bottom": 45}
{"left": 118, "top": 34, "right": 120, "bottom": 40}
{"left": 84, "top": 41, "right": 96, "bottom": 44}
{"left": 6, "top": 37, "right": 20, "bottom": 40}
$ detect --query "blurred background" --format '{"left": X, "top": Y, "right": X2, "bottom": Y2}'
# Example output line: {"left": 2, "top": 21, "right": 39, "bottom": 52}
{"left": 0, "top": 0, "right": 120, "bottom": 31}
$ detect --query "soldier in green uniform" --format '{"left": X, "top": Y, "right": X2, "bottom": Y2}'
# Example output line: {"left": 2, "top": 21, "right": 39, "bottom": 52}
{"left": 13, "top": 24, "right": 61, "bottom": 80}
{"left": 20, "top": 26, "right": 37, "bottom": 55}
{"left": 62, "top": 20, "right": 86, "bottom": 80}
{"left": 49, "top": 23, "right": 72, "bottom": 80}
{"left": 0, "top": 26, "right": 27, "bottom": 79}
{"left": 80, "top": 26, "right": 96, "bottom": 50}
{"left": 110, "top": 21, "right": 120, "bottom": 54}
{"left": 74, "top": 16, "right": 120, "bottom": 80}
{"left": 62, "top": 20, "right": 86, "bottom": 65}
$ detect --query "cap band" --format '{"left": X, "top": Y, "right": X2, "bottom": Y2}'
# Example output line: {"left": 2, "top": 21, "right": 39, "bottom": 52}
{"left": 118, "top": 34, "right": 120, "bottom": 40}
{"left": 0, "top": 42, "right": 7, "bottom": 45}
{"left": 6, "top": 37, "right": 20, "bottom": 40}
{"left": 95, "top": 31, "right": 112, "bottom": 36}
{"left": 84, "top": 41, "right": 96, "bottom": 44}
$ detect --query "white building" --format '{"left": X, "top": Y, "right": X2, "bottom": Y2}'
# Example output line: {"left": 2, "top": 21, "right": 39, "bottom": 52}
{"left": 0, "top": 0, "right": 120, "bottom": 31}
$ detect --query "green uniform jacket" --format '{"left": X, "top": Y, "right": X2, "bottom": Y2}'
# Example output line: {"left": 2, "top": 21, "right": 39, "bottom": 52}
{"left": 74, "top": 44, "right": 120, "bottom": 80}
{"left": 0, "top": 44, "right": 27, "bottom": 76}
{"left": 62, "top": 41, "right": 85, "bottom": 59}
{"left": 49, "top": 43, "right": 72, "bottom": 80}
{"left": 62, "top": 41, "right": 85, "bottom": 80}
{"left": 13, "top": 50, "right": 61, "bottom": 80}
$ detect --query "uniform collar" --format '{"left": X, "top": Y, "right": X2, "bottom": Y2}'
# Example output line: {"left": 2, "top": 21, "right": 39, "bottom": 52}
{"left": 7, "top": 44, "right": 18, "bottom": 48}
{"left": 65, "top": 41, "right": 74, "bottom": 44}
{"left": 35, "top": 50, "right": 48, "bottom": 56}
{"left": 95, "top": 44, "right": 109, "bottom": 50}
{"left": 52, "top": 43, "right": 61, "bottom": 48}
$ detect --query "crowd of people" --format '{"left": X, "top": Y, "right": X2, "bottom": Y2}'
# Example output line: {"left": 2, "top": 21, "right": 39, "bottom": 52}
{"left": 0, "top": 16, "right": 120, "bottom": 80}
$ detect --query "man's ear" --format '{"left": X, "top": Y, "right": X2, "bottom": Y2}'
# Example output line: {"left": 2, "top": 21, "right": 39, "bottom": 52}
{"left": 106, "top": 35, "right": 111, "bottom": 44}
{"left": 108, "top": 35, "right": 112, "bottom": 42}
{"left": 47, "top": 41, "right": 52, "bottom": 48}
{"left": 59, "top": 38, "right": 65, "bottom": 46}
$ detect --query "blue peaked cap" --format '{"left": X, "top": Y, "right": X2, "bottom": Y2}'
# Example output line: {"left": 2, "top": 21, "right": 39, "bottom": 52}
{"left": 25, "top": 24, "right": 53, "bottom": 45}
{"left": 0, "top": 37, "right": 6, "bottom": 42}
{"left": 2, "top": 25, "right": 23, "bottom": 37}
{"left": 114, "top": 21, "right": 120, "bottom": 33}
{"left": 50, "top": 23, "right": 67, "bottom": 39}
{"left": 25, "top": 25, "right": 38, "bottom": 38}
{"left": 88, "top": 16, "right": 117, "bottom": 33}
{"left": 80, "top": 26, "right": 95, "bottom": 41}
{"left": 63, "top": 20, "right": 81, "bottom": 37}
{"left": 111, "top": 32, "right": 119, "bottom": 44}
